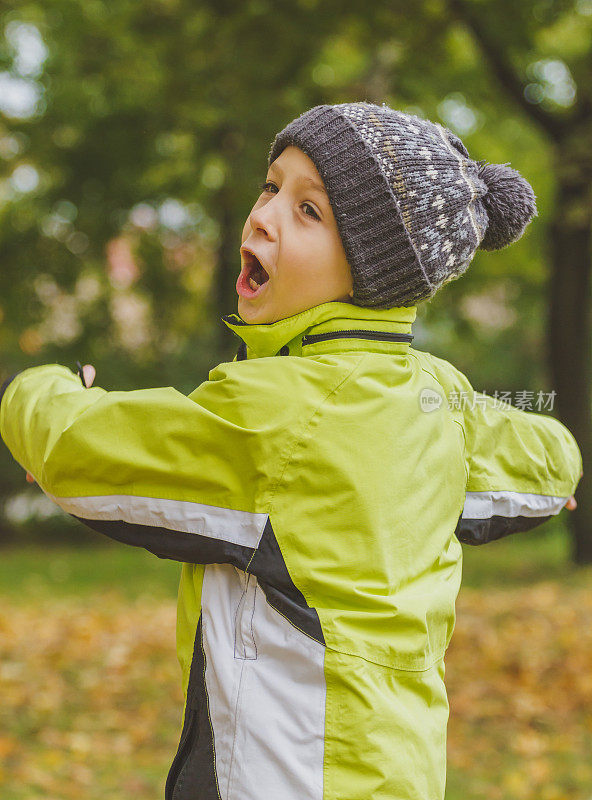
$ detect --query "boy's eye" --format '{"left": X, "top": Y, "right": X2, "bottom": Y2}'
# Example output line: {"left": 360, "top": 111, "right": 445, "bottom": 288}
{"left": 257, "top": 180, "right": 320, "bottom": 220}
{"left": 258, "top": 180, "right": 277, "bottom": 194}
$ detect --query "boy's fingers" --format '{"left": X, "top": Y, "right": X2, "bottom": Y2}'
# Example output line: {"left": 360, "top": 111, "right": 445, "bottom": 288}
{"left": 565, "top": 495, "right": 577, "bottom": 510}
{"left": 82, "top": 364, "right": 96, "bottom": 387}
{"left": 25, "top": 471, "right": 36, "bottom": 484}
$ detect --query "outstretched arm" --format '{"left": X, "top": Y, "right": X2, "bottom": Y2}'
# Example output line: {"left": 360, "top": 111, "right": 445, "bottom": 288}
{"left": 0, "top": 359, "right": 294, "bottom": 565}
{"left": 418, "top": 352, "right": 582, "bottom": 546}
{"left": 457, "top": 390, "right": 582, "bottom": 545}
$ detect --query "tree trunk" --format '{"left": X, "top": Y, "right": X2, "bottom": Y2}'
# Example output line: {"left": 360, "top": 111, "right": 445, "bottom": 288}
{"left": 548, "top": 132, "right": 592, "bottom": 564}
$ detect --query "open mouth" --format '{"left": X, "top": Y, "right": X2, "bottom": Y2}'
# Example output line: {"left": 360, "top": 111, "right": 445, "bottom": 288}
{"left": 237, "top": 251, "right": 270, "bottom": 298}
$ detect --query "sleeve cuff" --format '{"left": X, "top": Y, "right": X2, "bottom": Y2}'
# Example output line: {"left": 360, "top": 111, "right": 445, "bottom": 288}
{"left": 0, "top": 363, "right": 88, "bottom": 412}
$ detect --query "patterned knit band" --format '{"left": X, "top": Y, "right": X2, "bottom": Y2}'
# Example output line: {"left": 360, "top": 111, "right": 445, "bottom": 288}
{"left": 268, "top": 102, "right": 537, "bottom": 308}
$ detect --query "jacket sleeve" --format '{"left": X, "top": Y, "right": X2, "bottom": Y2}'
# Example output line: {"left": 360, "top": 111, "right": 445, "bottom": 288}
{"left": 0, "top": 361, "right": 291, "bottom": 564}
{"left": 423, "top": 353, "right": 582, "bottom": 546}
{"left": 457, "top": 386, "right": 582, "bottom": 546}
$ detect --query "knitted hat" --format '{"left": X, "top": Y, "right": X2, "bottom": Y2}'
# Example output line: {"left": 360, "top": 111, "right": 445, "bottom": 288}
{"left": 267, "top": 102, "right": 538, "bottom": 308}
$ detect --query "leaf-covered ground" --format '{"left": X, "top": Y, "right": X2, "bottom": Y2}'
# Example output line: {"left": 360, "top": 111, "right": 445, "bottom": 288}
{"left": 1, "top": 548, "right": 591, "bottom": 799}
{"left": 0, "top": 596, "right": 180, "bottom": 799}
{"left": 446, "top": 583, "right": 592, "bottom": 799}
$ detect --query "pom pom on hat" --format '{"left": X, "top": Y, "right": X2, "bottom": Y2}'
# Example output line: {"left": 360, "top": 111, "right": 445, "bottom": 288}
{"left": 477, "top": 161, "right": 538, "bottom": 251}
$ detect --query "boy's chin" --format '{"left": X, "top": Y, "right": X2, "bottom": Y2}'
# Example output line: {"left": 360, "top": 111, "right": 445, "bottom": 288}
{"left": 237, "top": 298, "right": 274, "bottom": 324}
{"left": 237, "top": 292, "right": 353, "bottom": 324}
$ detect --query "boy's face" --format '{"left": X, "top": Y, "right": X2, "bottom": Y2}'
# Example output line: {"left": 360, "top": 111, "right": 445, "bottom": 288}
{"left": 237, "top": 145, "right": 354, "bottom": 324}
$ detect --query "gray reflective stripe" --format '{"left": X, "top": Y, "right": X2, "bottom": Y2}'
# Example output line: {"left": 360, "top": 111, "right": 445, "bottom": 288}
{"left": 462, "top": 490, "right": 568, "bottom": 520}
{"left": 47, "top": 493, "right": 268, "bottom": 549}
{"left": 202, "top": 564, "right": 326, "bottom": 800}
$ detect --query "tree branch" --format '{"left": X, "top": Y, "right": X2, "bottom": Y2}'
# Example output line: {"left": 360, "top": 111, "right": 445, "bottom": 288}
{"left": 446, "top": 0, "right": 567, "bottom": 141}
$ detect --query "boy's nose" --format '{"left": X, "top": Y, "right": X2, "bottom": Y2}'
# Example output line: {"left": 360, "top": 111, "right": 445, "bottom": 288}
{"left": 249, "top": 202, "right": 278, "bottom": 240}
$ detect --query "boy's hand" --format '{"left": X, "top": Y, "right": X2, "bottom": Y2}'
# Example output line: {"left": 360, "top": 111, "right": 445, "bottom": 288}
{"left": 25, "top": 363, "right": 96, "bottom": 485}
{"left": 564, "top": 470, "right": 583, "bottom": 511}
{"left": 78, "top": 363, "right": 96, "bottom": 389}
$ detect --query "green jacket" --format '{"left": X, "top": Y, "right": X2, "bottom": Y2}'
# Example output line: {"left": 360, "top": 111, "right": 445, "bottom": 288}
{"left": 0, "top": 301, "right": 582, "bottom": 800}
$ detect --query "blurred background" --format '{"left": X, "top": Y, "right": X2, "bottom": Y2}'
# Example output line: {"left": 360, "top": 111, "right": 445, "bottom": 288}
{"left": 0, "top": 1, "right": 590, "bottom": 798}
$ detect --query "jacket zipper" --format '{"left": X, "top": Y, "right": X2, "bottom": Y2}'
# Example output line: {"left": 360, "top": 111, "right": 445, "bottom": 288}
{"left": 301, "top": 329, "right": 414, "bottom": 345}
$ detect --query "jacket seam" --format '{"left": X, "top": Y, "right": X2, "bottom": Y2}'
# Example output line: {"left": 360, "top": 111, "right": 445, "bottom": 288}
{"left": 261, "top": 594, "right": 323, "bottom": 647}
{"left": 265, "top": 354, "right": 368, "bottom": 509}
{"left": 265, "top": 354, "right": 369, "bottom": 616}
{"left": 226, "top": 659, "right": 247, "bottom": 798}
{"left": 326, "top": 641, "right": 446, "bottom": 673}
{"left": 453, "top": 419, "right": 469, "bottom": 485}
{"left": 466, "top": 479, "right": 575, "bottom": 497}
{"left": 408, "top": 350, "right": 469, "bottom": 484}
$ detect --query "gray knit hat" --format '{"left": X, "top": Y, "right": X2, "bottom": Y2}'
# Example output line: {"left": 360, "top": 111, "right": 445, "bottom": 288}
{"left": 268, "top": 101, "right": 538, "bottom": 308}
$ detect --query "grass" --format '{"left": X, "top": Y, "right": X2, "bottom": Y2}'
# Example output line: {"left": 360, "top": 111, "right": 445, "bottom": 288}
{"left": 459, "top": 516, "right": 592, "bottom": 588}
{"left": 0, "top": 539, "right": 182, "bottom": 601}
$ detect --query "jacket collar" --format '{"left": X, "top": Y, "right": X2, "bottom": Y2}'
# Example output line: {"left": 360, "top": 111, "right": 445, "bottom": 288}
{"left": 221, "top": 301, "right": 417, "bottom": 359}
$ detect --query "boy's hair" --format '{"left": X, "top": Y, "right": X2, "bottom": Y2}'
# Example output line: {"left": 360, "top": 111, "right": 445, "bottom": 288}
{"left": 268, "top": 101, "right": 537, "bottom": 308}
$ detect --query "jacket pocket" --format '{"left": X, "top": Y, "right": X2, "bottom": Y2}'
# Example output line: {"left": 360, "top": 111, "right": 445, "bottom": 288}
{"left": 321, "top": 534, "right": 463, "bottom": 674}
{"left": 325, "top": 627, "right": 449, "bottom": 674}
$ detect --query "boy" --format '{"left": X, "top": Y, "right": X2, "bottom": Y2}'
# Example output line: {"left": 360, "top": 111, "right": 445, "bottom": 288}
{"left": 0, "top": 101, "right": 582, "bottom": 799}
